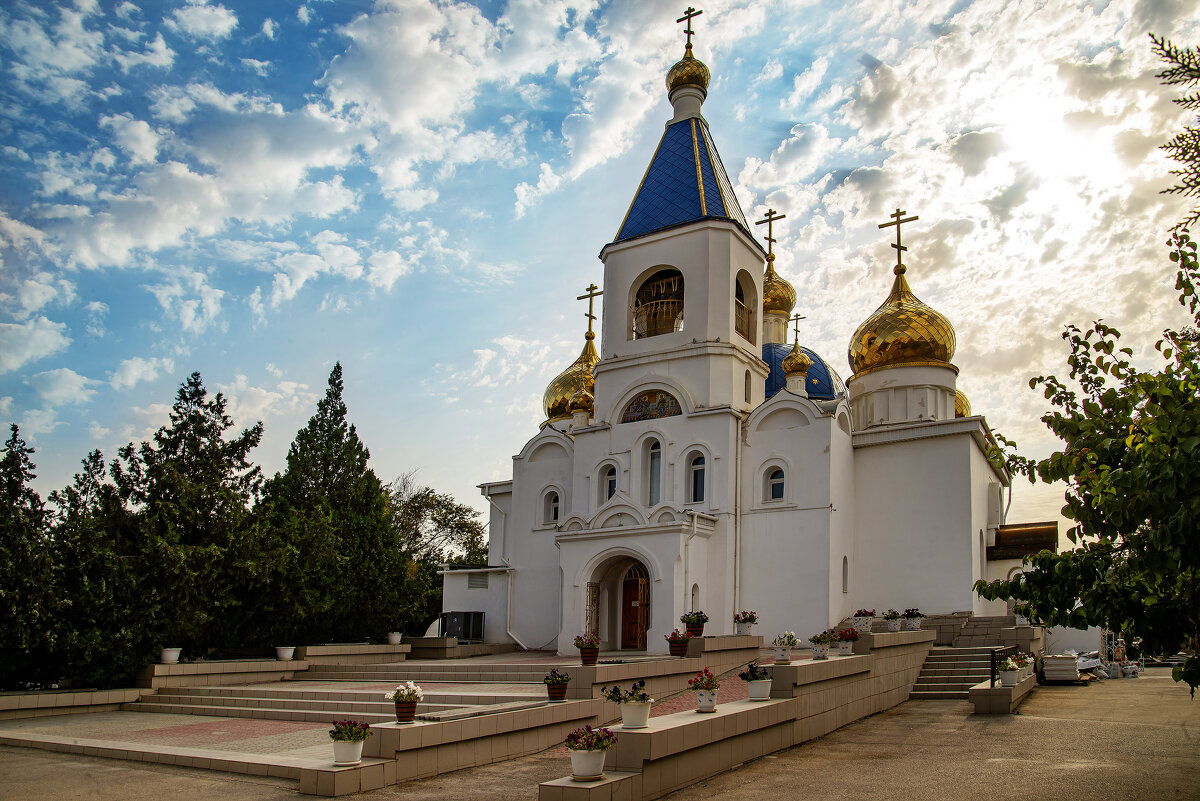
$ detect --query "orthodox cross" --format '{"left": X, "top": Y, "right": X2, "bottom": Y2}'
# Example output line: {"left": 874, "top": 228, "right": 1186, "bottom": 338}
{"left": 577, "top": 283, "right": 603, "bottom": 338}
{"left": 677, "top": 7, "right": 703, "bottom": 50}
{"left": 755, "top": 208, "right": 786, "bottom": 258}
{"left": 790, "top": 313, "right": 807, "bottom": 345}
{"left": 878, "top": 207, "right": 918, "bottom": 273}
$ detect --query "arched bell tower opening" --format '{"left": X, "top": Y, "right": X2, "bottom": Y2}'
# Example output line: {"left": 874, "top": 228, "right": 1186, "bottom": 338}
{"left": 586, "top": 554, "right": 651, "bottom": 650}
{"left": 631, "top": 268, "right": 684, "bottom": 339}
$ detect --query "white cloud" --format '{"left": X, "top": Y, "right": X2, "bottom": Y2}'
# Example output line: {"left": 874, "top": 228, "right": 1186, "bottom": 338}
{"left": 297, "top": 5, "right": 312, "bottom": 25}
{"left": 99, "top": 113, "right": 161, "bottom": 165}
{"left": 365, "top": 250, "right": 413, "bottom": 290}
{"left": 0, "top": 397, "right": 12, "bottom": 421}
{"left": 514, "top": 163, "right": 562, "bottom": 219}
{"left": 145, "top": 271, "right": 224, "bottom": 334}
{"left": 87, "top": 419, "right": 110, "bottom": 439}
{"left": 260, "top": 18, "right": 277, "bottom": 39}
{"left": 0, "top": 317, "right": 71, "bottom": 373}
{"left": 29, "top": 367, "right": 98, "bottom": 406}
{"left": 782, "top": 55, "right": 829, "bottom": 111}
{"left": 13, "top": 273, "right": 75, "bottom": 319}
{"left": 110, "top": 356, "right": 174, "bottom": 390}
{"left": 20, "top": 408, "right": 63, "bottom": 438}
{"left": 112, "top": 32, "right": 174, "bottom": 71}
{"left": 216, "top": 374, "right": 317, "bottom": 425}
{"left": 114, "top": 2, "right": 139, "bottom": 21}
{"left": 241, "top": 58, "right": 270, "bottom": 76}
{"left": 84, "top": 301, "right": 108, "bottom": 337}
{"left": 165, "top": 0, "right": 238, "bottom": 41}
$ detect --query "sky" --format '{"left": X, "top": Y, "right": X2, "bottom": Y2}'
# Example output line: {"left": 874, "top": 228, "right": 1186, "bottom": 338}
{"left": 1, "top": 0, "right": 1197, "bottom": 532}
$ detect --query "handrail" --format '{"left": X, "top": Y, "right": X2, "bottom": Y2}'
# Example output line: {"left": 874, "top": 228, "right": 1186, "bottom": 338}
{"left": 989, "top": 644, "right": 1019, "bottom": 687}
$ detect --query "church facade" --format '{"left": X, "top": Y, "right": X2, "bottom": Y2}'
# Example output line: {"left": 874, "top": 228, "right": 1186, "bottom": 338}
{"left": 442, "top": 29, "right": 1022, "bottom": 654}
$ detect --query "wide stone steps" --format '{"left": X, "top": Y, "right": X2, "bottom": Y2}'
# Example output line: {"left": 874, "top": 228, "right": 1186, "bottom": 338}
{"left": 124, "top": 700, "right": 402, "bottom": 725}
{"left": 306, "top": 667, "right": 547, "bottom": 683}
{"left": 909, "top": 643, "right": 1007, "bottom": 700}
{"left": 163, "top": 685, "right": 540, "bottom": 705}
{"left": 140, "top": 692, "right": 462, "bottom": 716}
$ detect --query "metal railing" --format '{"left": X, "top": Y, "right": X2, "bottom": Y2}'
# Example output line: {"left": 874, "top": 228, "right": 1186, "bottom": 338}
{"left": 989, "top": 644, "right": 1019, "bottom": 687}
{"left": 734, "top": 299, "right": 752, "bottom": 341}
{"left": 633, "top": 299, "right": 684, "bottom": 338}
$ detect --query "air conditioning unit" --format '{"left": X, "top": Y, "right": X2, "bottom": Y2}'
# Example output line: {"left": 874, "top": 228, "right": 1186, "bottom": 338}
{"left": 439, "top": 611, "right": 485, "bottom": 642}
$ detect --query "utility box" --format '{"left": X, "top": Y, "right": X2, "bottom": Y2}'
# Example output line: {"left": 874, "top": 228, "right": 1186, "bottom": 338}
{"left": 440, "top": 611, "right": 484, "bottom": 642}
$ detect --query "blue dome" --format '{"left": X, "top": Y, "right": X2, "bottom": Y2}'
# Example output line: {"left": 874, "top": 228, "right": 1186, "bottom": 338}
{"left": 762, "top": 342, "right": 846, "bottom": 401}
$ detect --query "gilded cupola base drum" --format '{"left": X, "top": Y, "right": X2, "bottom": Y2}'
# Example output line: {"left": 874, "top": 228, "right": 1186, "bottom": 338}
{"left": 846, "top": 363, "right": 958, "bottom": 430}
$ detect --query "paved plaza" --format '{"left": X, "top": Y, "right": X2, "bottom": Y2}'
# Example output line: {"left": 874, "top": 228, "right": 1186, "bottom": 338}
{"left": 0, "top": 670, "right": 1196, "bottom": 800}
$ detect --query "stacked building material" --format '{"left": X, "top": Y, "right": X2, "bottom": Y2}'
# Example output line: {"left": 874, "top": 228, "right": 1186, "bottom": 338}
{"left": 1043, "top": 655, "right": 1081, "bottom": 682}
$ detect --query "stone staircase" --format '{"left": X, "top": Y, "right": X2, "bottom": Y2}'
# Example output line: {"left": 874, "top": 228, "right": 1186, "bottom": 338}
{"left": 952, "top": 614, "right": 1015, "bottom": 647}
{"left": 122, "top": 677, "right": 547, "bottom": 724}
{"left": 908, "top": 615, "right": 1017, "bottom": 700}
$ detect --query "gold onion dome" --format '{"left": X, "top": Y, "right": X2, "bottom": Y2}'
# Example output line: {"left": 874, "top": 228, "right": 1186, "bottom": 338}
{"left": 569, "top": 387, "right": 594, "bottom": 414}
{"left": 848, "top": 265, "right": 956, "bottom": 375}
{"left": 543, "top": 335, "right": 599, "bottom": 423}
{"left": 781, "top": 342, "right": 813, "bottom": 376}
{"left": 666, "top": 43, "right": 710, "bottom": 93}
{"left": 762, "top": 256, "right": 796, "bottom": 315}
{"left": 954, "top": 389, "right": 971, "bottom": 418}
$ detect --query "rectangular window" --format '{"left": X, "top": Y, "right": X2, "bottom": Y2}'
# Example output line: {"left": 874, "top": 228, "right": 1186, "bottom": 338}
{"left": 468, "top": 572, "right": 489, "bottom": 589}
{"left": 691, "top": 467, "right": 704, "bottom": 503}
{"left": 648, "top": 448, "right": 661, "bottom": 506}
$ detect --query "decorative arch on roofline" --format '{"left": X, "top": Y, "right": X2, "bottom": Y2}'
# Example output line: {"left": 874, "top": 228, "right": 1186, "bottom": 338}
{"left": 607, "top": 375, "right": 696, "bottom": 424}
{"left": 573, "top": 543, "right": 666, "bottom": 589}
{"left": 746, "top": 390, "right": 822, "bottom": 431}
{"left": 515, "top": 425, "right": 574, "bottom": 463}
{"left": 591, "top": 500, "right": 648, "bottom": 530}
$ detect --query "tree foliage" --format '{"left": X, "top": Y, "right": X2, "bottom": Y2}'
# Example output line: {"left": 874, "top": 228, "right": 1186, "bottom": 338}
{"left": 1154, "top": 34, "right": 1200, "bottom": 231}
{"left": 974, "top": 232, "right": 1200, "bottom": 695}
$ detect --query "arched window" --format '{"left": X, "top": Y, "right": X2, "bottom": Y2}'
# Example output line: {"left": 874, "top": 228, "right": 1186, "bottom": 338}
{"left": 734, "top": 270, "right": 756, "bottom": 343}
{"left": 647, "top": 440, "right": 662, "bottom": 506}
{"left": 602, "top": 465, "right": 617, "bottom": 501}
{"left": 766, "top": 468, "right": 785, "bottom": 501}
{"left": 688, "top": 453, "right": 705, "bottom": 503}
{"left": 842, "top": 556, "right": 849, "bottom": 594}
{"left": 632, "top": 269, "right": 684, "bottom": 339}
{"left": 543, "top": 490, "right": 560, "bottom": 524}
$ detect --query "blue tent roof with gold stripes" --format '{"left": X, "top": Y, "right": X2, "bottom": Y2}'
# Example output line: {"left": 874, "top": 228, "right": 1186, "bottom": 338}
{"left": 614, "top": 117, "right": 750, "bottom": 243}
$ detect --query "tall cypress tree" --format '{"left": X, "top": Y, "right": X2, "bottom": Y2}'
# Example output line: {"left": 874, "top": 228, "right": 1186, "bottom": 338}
{"left": 0, "top": 425, "right": 54, "bottom": 687}
{"left": 111, "top": 373, "right": 263, "bottom": 653}
{"left": 261, "top": 363, "right": 405, "bottom": 643}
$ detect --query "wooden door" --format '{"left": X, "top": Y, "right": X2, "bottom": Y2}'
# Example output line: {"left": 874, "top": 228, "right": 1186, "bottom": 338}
{"left": 620, "top": 575, "right": 648, "bottom": 649}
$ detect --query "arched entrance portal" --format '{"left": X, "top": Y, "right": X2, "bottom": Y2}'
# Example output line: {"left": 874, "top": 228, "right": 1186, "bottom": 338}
{"left": 585, "top": 555, "right": 651, "bottom": 650}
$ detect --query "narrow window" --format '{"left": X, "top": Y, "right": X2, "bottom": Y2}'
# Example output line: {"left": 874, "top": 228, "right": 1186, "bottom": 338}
{"left": 768, "top": 468, "right": 785, "bottom": 501}
{"left": 648, "top": 441, "right": 661, "bottom": 506}
{"left": 603, "top": 465, "right": 617, "bottom": 500}
{"left": 744, "top": 370, "right": 751, "bottom": 403}
{"left": 689, "top": 454, "right": 705, "bottom": 503}
{"left": 842, "top": 556, "right": 848, "bottom": 594}
{"left": 544, "top": 490, "right": 560, "bottom": 523}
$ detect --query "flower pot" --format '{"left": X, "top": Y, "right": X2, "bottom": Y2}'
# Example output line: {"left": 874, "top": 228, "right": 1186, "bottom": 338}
{"left": 579, "top": 646, "right": 599, "bottom": 666}
{"left": 735, "top": 622, "right": 753, "bottom": 636}
{"left": 332, "top": 740, "right": 364, "bottom": 766}
{"left": 772, "top": 646, "right": 792, "bottom": 664}
{"left": 547, "top": 683, "right": 569, "bottom": 702}
{"left": 387, "top": 631, "right": 403, "bottom": 644}
{"left": 685, "top": 623, "right": 705, "bottom": 638}
{"left": 620, "top": 700, "right": 652, "bottom": 729}
{"left": 275, "top": 646, "right": 295, "bottom": 661}
{"left": 904, "top": 617, "right": 922, "bottom": 631}
{"left": 394, "top": 700, "right": 418, "bottom": 723}
{"left": 160, "top": 648, "right": 182, "bottom": 664}
{"left": 852, "top": 616, "right": 872, "bottom": 635}
{"left": 885, "top": 619, "right": 901, "bottom": 632}
{"left": 668, "top": 640, "right": 689, "bottom": 657}
{"left": 811, "top": 643, "right": 829, "bottom": 660}
{"left": 999, "top": 671, "right": 1018, "bottom": 688}
{"left": 747, "top": 679, "right": 772, "bottom": 701}
{"left": 695, "top": 689, "right": 717, "bottom": 713}
{"left": 569, "top": 748, "right": 606, "bottom": 781}
{"left": 837, "top": 641, "right": 854, "bottom": 656}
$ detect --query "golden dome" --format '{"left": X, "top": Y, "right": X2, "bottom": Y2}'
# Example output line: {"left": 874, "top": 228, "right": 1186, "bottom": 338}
{"left": 666, "top": 44, "right": 710, "bottom": 93}
{"left": 954, "top": 389, "right": 971, "bottom": 418}
{"left": 848, "top": 266, "right": 956, "bottom": 375}
{"left": 762, "top": 256, "right": 796, "bottom": 316}
{"left": 543, "top": 336, "right": 599, "bottom": 423}
{"left": 569, "top": 387, "right": 594, "bottom": 414}
{"left": 781, "top": 342, "right": 813, "bottom": 376}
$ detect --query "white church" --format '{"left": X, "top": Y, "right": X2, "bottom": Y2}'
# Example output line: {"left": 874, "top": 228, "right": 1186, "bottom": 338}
{"left": 442, "top": 22, "right": 1047, "bottom": 655}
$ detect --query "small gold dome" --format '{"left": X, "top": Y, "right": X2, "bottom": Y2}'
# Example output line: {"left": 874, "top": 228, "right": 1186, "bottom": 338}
{"left": 666, "top": 44, "right": 710, "bottom": 93}
{"left": 543, "top": 337, "right": 599, "bottom": 423}
{"left": 954, "top": 389, "right": 971, "bottom": 418}
{"left": 762, "top": 256, "right": 796, "bottom": 316}
{"left": 848, "top": 266, "right": 956, "bottom": 375}
{"left": 569, "top": 387, "right": 594, "bottom": 414}
{"left": 782, "top": 342, "right": 813, "bottom": 376}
